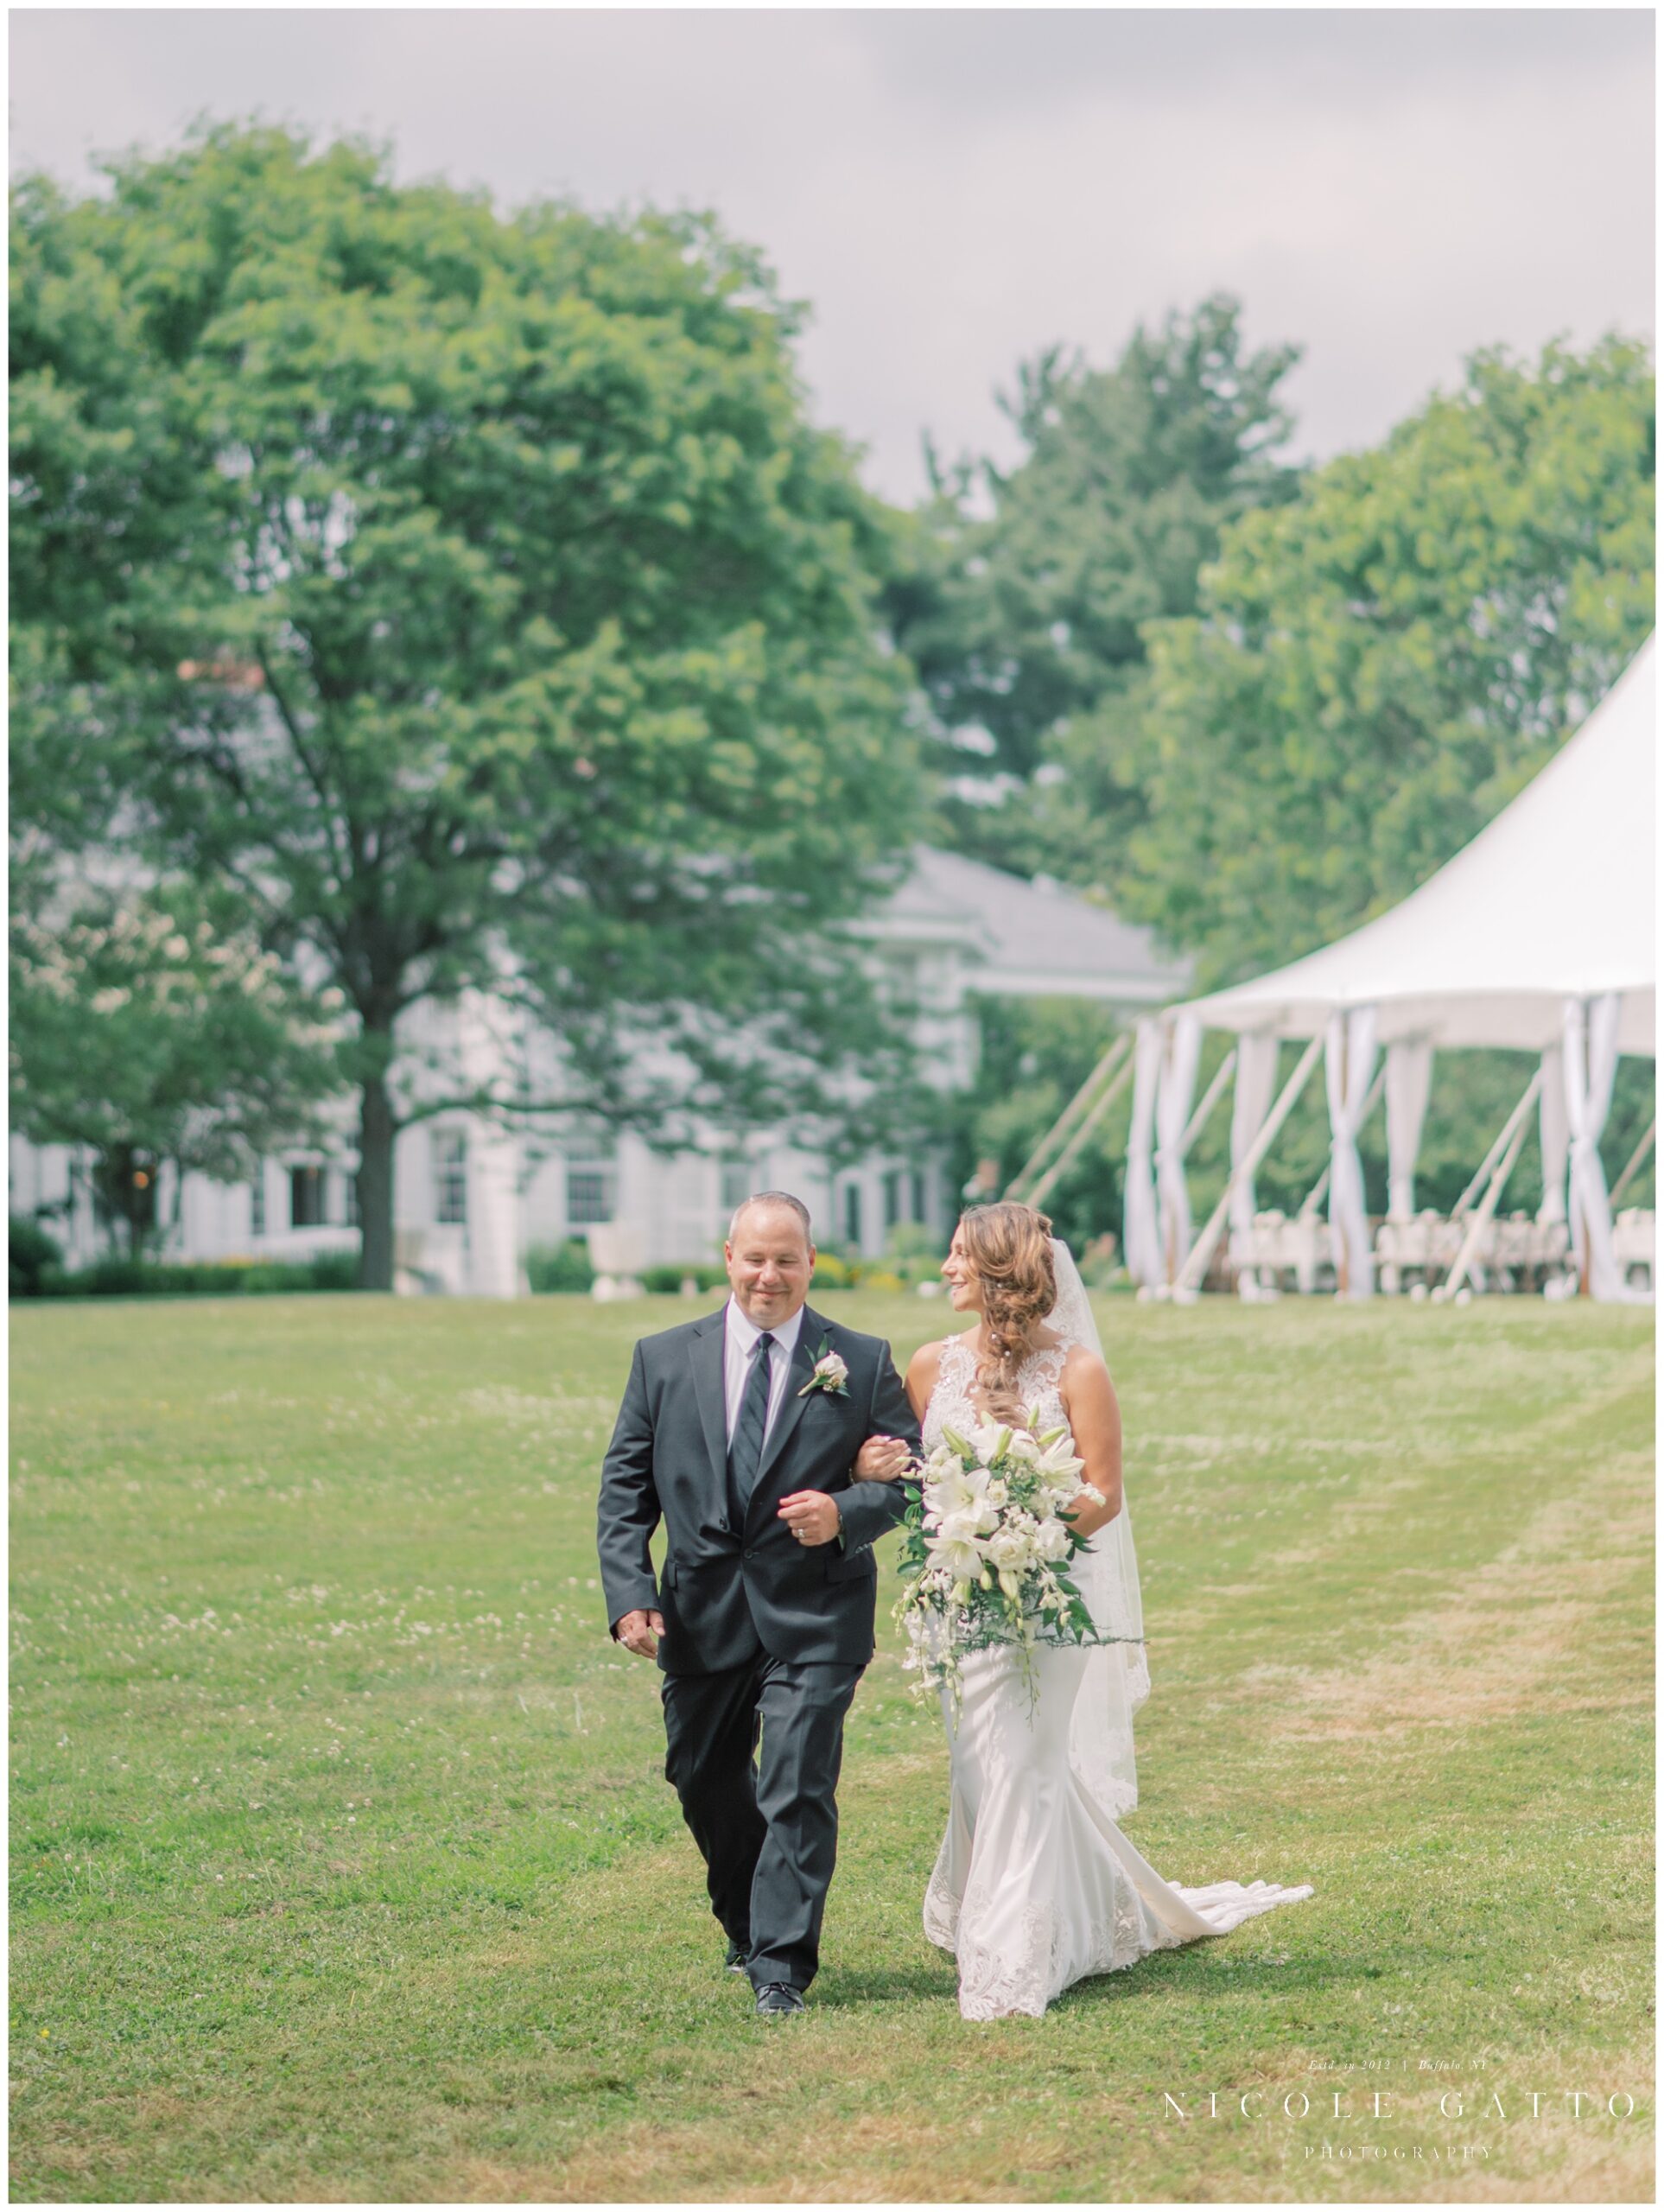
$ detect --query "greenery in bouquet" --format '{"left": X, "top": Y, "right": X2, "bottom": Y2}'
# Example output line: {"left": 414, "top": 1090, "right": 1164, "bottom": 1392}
{"left": 894, "top": 1408, "right": 1134, "bottom": 1718}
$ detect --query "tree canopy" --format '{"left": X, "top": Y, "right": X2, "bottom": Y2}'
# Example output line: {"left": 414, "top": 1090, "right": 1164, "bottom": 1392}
{"left": 10, "top": 124, "right": 923, "bottom": 1285}
{"left": 1102, "top": 333, "right": 1656, "bottom": 988}
{"left": 888, "top": 294, "right": 1302, "bottom": 867}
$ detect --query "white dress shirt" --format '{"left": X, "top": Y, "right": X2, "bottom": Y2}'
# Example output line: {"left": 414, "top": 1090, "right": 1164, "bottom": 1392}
{"left": 722, "top": 1296, "right": 807, "bottom": 1451}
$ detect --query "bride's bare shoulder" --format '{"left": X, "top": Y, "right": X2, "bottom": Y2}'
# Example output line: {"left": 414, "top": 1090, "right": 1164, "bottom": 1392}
{"left": 1058, "top": 1338, "right": 1117, "bottom": 1408}
{"left": 905, "top": 1331, "right": 971, "bottom": 1401}
{"left": 1059, "top": 1336, "right": 1109, "bottom": 1376}
{"left": 905, "top": 1332, "right": 958, "bottom": 1381}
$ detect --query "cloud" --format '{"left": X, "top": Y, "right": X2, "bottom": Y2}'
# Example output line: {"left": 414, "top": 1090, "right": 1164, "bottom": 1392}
{"left": 9, "top": 9, "right": 1653, "bottom": 501}
{"left": 854, "top": 10, "right": 1653, "bottom": 116}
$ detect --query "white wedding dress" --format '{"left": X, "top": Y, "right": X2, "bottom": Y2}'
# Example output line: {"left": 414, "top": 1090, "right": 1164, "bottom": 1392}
{"left": 920, "top": 1331, "right": 1314, "bottom": 2021}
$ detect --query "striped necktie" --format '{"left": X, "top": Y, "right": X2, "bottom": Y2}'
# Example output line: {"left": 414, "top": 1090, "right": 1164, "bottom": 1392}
{"left": 728, "top": 1331, "right": 776, "bottom": 1507}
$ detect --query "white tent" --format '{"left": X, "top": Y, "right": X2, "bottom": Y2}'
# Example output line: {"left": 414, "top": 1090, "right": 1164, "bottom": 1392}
{"left": 1127, "top": 636, "right": 1656, "bottom": 1302}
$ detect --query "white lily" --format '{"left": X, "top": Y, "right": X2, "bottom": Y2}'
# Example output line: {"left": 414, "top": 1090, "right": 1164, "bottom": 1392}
{"left": 967, "top": 1421, "right": 1011, "bottom": 1466}
{"left": 930, "top": 1536, "right": 988, "bottom": 1584}
{"left": 929, "top": 1462, "right": 1001, "bottom": 1535}
{"left": 1035, "top": 1518, "right": 1072, "bottom": 1562}
{"left": 934, "top": 1506, "right": 997, "bottom": 1550}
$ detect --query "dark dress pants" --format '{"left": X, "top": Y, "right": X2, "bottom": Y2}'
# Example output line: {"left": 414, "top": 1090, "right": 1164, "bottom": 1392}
{"left": 661, "top": 1649, "right": 862, "bottom": 1993}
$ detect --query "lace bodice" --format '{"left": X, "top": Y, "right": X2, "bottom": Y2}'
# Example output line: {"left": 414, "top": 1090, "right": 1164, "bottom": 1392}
{"left": 922, "top": 1332, "right": 1070, "bottom": 1451}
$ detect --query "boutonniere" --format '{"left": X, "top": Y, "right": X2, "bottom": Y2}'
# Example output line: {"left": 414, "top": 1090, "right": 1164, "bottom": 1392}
{"left": 797, "top": 1338, "right": 850, "bottom": 1399}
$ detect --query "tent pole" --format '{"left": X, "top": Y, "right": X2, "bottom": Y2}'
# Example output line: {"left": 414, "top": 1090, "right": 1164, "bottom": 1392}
{"left": 1607, "top": 1117, "right": 1656, "bottom": 1211}
{"left": 1004, "top": 1033, "right": 1132, "bottom": 1204}
{"left": 1433, "top": 1114, "right": 1532, "bottom": 1303}
{"left": 1172, "top": 1033, "right": 1325, "bottom": 1297}
{"left": 1026, "top": 1055, "right": 1136, "bottom": 1211}
{"left": 1178, "top": 1048, "right": 1238, "bottom": 1156}
{"left": 1451, "top": 1065, "right": 1544, "bottom": 1219}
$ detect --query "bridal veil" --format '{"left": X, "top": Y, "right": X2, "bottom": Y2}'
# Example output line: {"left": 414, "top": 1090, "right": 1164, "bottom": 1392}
{"left": 1046, "top": 1236, "right": 1149, "bottom": 1819}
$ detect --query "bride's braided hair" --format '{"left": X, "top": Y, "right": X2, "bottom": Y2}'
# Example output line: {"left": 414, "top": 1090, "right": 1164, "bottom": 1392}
{"left": 958, "top": 1201, "right": 1058, "bottom": 1424}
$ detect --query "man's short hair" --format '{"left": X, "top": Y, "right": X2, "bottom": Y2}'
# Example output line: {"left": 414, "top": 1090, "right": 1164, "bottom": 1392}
{"left": 727, "top": 1190, "right": 814, "bottom": 1246}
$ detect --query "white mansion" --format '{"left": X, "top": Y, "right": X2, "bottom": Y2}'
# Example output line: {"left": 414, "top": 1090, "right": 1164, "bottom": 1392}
{"left": 10, "top": 848, "right": 1190, "bottom": 1294}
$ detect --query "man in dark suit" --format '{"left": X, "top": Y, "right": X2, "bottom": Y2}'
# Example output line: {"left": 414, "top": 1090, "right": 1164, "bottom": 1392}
{"left": 597, "top": 1191, "right": 919, "bottom": 2017}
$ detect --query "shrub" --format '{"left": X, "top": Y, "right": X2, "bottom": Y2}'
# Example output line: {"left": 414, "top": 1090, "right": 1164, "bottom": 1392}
{"left": 525, "top": 1239, "right": 595, "bottom": 1294}
{"left": 640, "top": 1263, "right": 727, "bottom": 1294}
{"left": 35, "top": 1255, "right": 359, "bottom": 1299}
{"left": 883, "top": 1223, "right": 946, "bottom": 1286}
{"left": 10, "top": 1215, "right": 64, "bottom": 1299}
{"left": 810, "top": 1251, "right": 854, "bottom": 1289}
{"left": 301, "top": 1250, "right": 360, "bottom": 1293}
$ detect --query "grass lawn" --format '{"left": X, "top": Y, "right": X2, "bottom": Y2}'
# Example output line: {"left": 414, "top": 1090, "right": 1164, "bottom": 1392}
{"left": 10, "top": 1290, "right": 1654, "bottom": 2203}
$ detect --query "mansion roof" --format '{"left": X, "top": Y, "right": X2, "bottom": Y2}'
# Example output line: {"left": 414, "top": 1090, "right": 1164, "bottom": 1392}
{"left": 868, "top": 846, "right": 1192, "bottom": 1007}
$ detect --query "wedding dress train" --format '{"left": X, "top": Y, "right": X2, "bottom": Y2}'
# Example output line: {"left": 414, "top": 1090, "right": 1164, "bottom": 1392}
{"left": 921, "top": 1333, "right": 1313, "bottom": 2022}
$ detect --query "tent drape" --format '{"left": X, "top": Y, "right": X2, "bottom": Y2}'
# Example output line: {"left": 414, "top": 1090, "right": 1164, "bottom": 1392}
{"left": 1325, "top": 1005, "right": 1378, "bottom": 1297}
{"left": 1228, "top": 1034, "right": 1281, "bottom": 1299}
{"left": 1385, "top": 1040, "right": 1434, "bottom": 1220}
{"left": 1537, "top": 1044, "right": 1569, "bottom": 1226}
{"left": 1122, "top": 1019, "right": 1163, "bottom": 1287}
{"left": 1564, "top": 994, "right": 1623, "bottom": 1299}
{"left": 1154, "top": 1014, "right": 1201, "bottom": 1284}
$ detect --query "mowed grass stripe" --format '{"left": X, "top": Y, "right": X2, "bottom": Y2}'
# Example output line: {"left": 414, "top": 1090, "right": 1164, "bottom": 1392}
{"left": 10, "top": 1295, "right": 1653, "bottom": 2202}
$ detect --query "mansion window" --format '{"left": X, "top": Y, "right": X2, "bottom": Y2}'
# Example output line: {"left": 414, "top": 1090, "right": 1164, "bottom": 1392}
{"left": 250, "top": 1166, "right": 266, "bottom": 1238}
{"left": 566, "top": 1135, "right": 616, "bottom": 1226}
{"left": 885, "top": 954, "right": 922, "bottom": 1011}
{"left": 434, "top": 1130, "right": 468, "bottom": 1226}
{"left": 289, "top": 1166, "right": 327, "bottom": 1230}
{"left": 719, "top": 1156, "right": 753, "bottom": 1216}
{"left": 842, "top": 1183, "right": 862, "bottom": 1248}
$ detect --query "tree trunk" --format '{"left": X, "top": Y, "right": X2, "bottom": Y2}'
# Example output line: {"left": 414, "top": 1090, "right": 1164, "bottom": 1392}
{"left": 357, "top": 1068, "right": 398, "bottom": 1292}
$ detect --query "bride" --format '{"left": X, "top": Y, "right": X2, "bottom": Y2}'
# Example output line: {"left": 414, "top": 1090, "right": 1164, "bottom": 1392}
{"left": 873, "top": 1199, "right": 1313, "bottom": 2022}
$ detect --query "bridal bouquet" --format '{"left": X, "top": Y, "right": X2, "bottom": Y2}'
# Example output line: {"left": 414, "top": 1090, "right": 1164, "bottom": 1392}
{"left": 894, "top": 1409, "right": 1123, "bottom": 1714}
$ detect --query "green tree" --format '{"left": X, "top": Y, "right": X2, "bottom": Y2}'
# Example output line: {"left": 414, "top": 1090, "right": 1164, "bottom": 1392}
{"left": 10, "top": 881, "right": 340, "bottom": 1255}
{"left": 945, "top": 996, "right": 1130, "bottom": 1258}
{"left": 1110, "top": 333, "right": 1655, "bottom": 986}
{"left": 10, "top": 124, "right": 922, "bottom": 1288}
{"left": 889, "top": 295, "right": 1301, "bottom": 867}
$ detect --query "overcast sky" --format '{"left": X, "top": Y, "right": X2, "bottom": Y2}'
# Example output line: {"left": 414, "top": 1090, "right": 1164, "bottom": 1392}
{"left": 9, "top": 7, "right": 1654, "bottom": 503}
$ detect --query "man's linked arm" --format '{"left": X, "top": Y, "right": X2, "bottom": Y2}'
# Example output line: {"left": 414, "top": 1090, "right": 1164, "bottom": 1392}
{"left": 596, "top": 1341, "right": 662, "bottom": 1637}
{"left": 835, "top": 1339, "right": 923, "bottom": 1554}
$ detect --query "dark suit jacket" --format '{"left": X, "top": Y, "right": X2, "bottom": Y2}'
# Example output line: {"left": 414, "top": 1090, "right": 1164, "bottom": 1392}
{"left": 596, "top": 1301, "right": 922, "bottom": 1673}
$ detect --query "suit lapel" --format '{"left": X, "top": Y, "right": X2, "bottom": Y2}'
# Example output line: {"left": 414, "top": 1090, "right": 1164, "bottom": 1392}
{"left": 750, "top": 1306, "right": 828, "bottom": 1503}
{"left": 688, "top": 1309, "right": 730, "bottom": 1496}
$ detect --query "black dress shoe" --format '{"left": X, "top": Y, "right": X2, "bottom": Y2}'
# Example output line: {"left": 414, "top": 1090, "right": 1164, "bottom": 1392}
{"left": 724, "top": 1940, "right": 751, "bottom": 1975}
{"left": 753, "top": 1981, "right": 805, "bottom": 2018}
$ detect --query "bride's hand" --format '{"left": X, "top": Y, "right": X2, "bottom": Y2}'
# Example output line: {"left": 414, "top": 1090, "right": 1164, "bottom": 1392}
{"left": 854, "top": 1433, "right": 911, "bottom": 1483}
{"left": 1070, "top": 1481, "right": 1121, "bottom": 1537}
